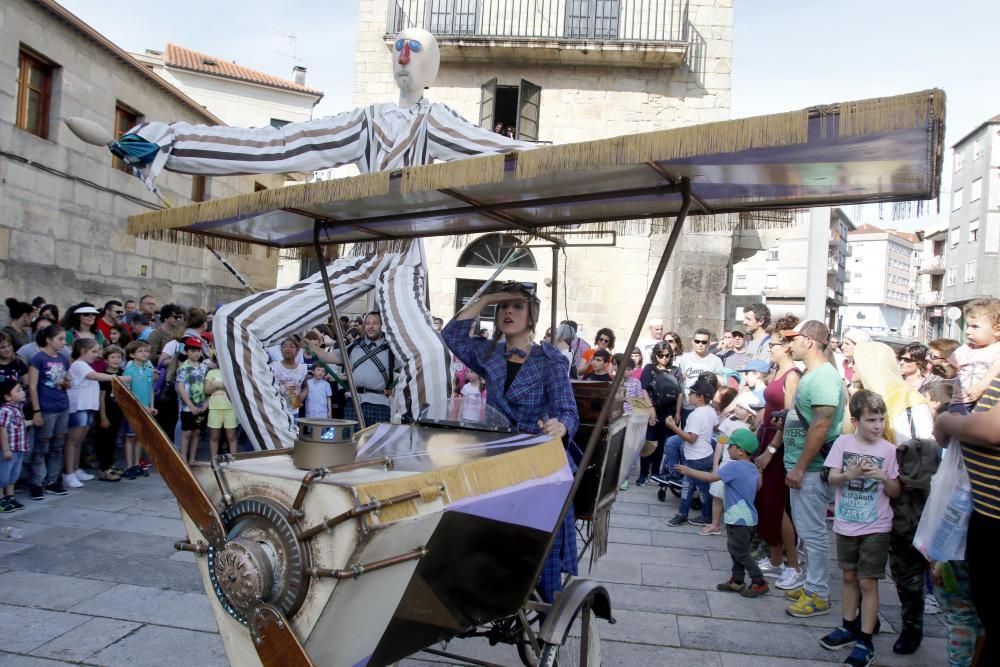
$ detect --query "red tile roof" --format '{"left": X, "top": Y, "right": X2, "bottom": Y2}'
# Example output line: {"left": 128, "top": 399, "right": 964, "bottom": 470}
{"left": 164, "top": 44, "right": 323, "bottom": 97}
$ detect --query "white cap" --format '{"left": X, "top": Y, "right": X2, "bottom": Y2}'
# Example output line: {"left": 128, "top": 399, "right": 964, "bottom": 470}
{"left": 843, "top": 328, "right": 871, "bottom": 345}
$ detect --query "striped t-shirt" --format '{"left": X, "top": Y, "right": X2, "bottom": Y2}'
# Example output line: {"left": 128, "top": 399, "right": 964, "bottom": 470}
{"left": 962, "top": 376, "right": 1000, "bottom": 519}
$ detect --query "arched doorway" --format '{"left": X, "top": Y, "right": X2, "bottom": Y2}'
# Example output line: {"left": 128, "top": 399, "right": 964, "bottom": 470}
{"left": 455, "top": 234, "right": 537, "bottom": 321}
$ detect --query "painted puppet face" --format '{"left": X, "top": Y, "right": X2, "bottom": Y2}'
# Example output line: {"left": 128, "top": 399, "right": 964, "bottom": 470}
{"left": 392, "top": 28, "right": 440, "bottom": 101}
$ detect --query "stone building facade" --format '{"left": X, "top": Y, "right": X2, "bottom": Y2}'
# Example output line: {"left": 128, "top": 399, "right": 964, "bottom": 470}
{"left": 350, "top": 0, "right": 735, "bottom": 341}
{"left": 0, "top": 0, "right": 283, "bottom": 310}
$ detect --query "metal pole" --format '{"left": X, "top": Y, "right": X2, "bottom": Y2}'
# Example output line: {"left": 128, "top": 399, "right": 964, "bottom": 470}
{"left": 550, "top": 246, "right": 559, "bottom": 340}
{"left": 312, "top": 221, "right": 366, "bottom": 429}
{"left": 537, "top": 179, "right": 693, "bottom": 583}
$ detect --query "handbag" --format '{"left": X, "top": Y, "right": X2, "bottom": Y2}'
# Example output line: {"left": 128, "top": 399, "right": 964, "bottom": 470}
{"left": 913, "top": 442, "right": 972, "bottom": 562}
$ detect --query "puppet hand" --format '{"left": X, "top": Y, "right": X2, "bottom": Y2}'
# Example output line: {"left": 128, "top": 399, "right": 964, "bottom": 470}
{"left": 538, "top": 418, "right": 566, "bottom": 438}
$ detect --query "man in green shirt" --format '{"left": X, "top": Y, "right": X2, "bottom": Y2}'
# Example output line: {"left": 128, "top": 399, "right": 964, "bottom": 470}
{"left": 780, "top": 320, "right": 845, "bottom": 619}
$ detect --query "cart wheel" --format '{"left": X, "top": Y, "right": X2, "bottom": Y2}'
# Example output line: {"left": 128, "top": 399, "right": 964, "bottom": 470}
{"left": 538, "top": 605, "right": 601, "bottom": 667}
{"left": 656, "top": 487, "right": 666, "bottom": 502}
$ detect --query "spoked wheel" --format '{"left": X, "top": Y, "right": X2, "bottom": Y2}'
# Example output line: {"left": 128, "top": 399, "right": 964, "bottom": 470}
{"left": 538, "top": 605, "right": 601, "bottom": 667}
{"left": 516, "top": 594, "right": 546, "bottom": 666}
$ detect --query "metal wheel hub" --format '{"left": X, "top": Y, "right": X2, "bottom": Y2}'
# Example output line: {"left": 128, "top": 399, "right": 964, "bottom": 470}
{"left": 208, "top": 497, "right": 309, "bottom": 625}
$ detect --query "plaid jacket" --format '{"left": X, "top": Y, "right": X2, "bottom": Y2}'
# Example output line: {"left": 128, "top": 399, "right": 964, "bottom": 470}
{"left": 442, "top": 318, "right": 579, "bottom": 439}
{"left": 443, "top": 318, "right": 580, "bottom": 600}
{"left": 0, "top": 402, "right": 27, "bottom": 453}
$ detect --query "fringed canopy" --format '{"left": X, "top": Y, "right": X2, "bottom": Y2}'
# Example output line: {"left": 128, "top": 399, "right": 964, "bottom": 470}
{"left": 127, "top": 89, "right": 945, "bottom": 249}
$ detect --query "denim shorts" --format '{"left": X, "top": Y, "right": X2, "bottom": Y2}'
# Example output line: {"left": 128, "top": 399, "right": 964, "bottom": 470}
{"left": 68, "top": 409, "right": 97, "bottom": 429}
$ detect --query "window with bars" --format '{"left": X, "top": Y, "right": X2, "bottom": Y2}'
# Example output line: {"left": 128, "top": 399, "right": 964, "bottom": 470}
{"left": 458, "top": 233, "right": 537, "bottom": 269}
{"left": 113, "top": 102, "right": 142, "bottom": 172}
{"left": 766, "top": 246, "right": 779, "bottom": 261}
{"left": 427, "top": 0, "right": 479, "bottom": 34}
{"left": 16, "top": 47, "right": 54, "bottom": 139}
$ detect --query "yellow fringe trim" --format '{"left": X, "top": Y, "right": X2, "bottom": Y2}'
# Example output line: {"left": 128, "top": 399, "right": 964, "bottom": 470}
{"left": 401, "top": 154, "right": 506, "bottom": 194}
{"left": 514, "top": 108, "right": 810, "bottom": 181}
{"left": 353, "top": 438, "right": 567, "bottom": 525}
{"left": 834, "top": 88, "right": 945, "bottom": 138}
{"left": 127, "top": 171, "right": 391, "bottom": 236}
{"left": 138, "top": 228, "right": 252, "bottom": 255}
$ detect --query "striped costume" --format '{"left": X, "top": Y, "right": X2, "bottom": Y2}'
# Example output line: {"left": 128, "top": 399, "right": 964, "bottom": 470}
{"left": 129, "top": 100, "right": 529, "bottom": 450}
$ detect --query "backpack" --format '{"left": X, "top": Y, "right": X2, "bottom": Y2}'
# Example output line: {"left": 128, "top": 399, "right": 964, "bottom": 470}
{"left": 650, "top": 367, "right": 681, "bottom": 413}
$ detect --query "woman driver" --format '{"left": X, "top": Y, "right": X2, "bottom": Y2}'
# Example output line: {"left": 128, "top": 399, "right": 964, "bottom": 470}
{"left": 441, "top": 282, "right": 579, "bottom": 602}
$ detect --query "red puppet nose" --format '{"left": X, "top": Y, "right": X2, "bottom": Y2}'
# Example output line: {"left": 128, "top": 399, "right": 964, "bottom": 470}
{"left": 398, "top": 42, "right": 411, "bottom": 65}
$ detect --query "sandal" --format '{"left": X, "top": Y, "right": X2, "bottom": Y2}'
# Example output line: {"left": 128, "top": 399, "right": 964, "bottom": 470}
{"left": 698, "top": 525, "right": 722, "bottom": 536}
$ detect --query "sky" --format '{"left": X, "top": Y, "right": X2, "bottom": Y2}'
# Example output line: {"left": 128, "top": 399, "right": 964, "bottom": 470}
{"left": 59, "top": 0, "right": 1000, "bottom": 232}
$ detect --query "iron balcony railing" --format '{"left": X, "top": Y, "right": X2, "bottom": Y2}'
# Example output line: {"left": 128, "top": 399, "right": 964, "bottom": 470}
{"left": 387, "top": 0, "right": 689, "bottom": 44}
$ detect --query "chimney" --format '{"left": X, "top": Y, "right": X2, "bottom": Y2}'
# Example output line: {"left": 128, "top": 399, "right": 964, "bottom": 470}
{"left": 293, "top": 65, "right": 307, "bottom": 86}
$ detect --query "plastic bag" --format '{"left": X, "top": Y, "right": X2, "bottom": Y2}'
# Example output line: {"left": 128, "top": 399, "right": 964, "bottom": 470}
{"left": 913, "top": 441, "right": 972, "bottom": 562}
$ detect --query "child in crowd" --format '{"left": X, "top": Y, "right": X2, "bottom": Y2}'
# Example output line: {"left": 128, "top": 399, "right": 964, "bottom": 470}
{"left": 948, "top": 297, "right": 1000, "bottom": 414}
{"left": 820, "top": 390, "right": 901, "bottom": 667}
{"left": 64, "top": 339, "right": 125, "bottom": 488}
{"left": 582, "top": 349, "right": 612, "bottom": 381}
{"left": 702, "top": 391, "right": 760, "bottom": 537}
{"left": 303, "top": 364, "right": 333, "bottom": 419}
{"left": 0, "top": 379, "right": 28, "bottom": 511}
{"left": 177, "top": 337, "right": 208, "bottom": 464}
{"left": 205, "top": 363, "right": 237, "bottom": 459}
{"left": 27, "top": 325, "right": 72, "bottom": 499}
{"left": 95, "top": 345, "right": 125, "bottom": 481}
{"left": 122, "top": 341, "right": 155, "bottom": 479}
{"left": 458, "top": 369, "right": 485, "bottom": 421}
{"left": 677, "top": 428, "right": 768, "bottom": 597}
{"left": 665, "top": 377, "right": 719, "bottom": 527}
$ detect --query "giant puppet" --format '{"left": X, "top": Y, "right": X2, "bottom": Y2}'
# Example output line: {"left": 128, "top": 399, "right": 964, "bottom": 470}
{"left": 99, "top": 29, "right": 532, "bottom": 450}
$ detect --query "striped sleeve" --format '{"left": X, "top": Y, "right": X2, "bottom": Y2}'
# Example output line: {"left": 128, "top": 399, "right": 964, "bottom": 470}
{"left": 128, "top": 107, "right": 369, "bottom": 188}
{"left": 426, "top": 104, "right": 534, "bottom": 161}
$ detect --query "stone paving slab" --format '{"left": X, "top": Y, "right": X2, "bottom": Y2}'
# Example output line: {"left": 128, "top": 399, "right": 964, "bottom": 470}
{"left": 67, "top": 583, "right": 219, "bottom": 632}
{"left": 30, "top": 617, "right": 142, "bottom": 663}
{"left": 0, "top": 571, "right": 117, "bottom": 611}
{"left": 0, "top": 603, "right": 91, "bottom": 654}
{"left": 86, "top": 625, "right": 228, "bottom": 667}
{"left": 83, "top": 553, "right": 204, "bottom": 593}
{"left": 0, "top": 653, "right": 77, "bottom": 666}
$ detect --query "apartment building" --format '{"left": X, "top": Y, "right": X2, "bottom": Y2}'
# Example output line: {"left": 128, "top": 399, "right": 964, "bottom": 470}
{"left": 841, "top": 224, "right": 921, "bottom": 337}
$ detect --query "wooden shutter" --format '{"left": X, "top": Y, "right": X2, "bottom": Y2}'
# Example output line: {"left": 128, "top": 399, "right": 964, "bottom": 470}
{"left": 516, "top": 79, "right": 541, "bottom": 142}
{"left": 479, "top": 78, "right": 497, "bottom": 129}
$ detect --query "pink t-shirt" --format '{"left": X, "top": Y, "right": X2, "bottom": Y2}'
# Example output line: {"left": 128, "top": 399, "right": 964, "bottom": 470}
{"left": 823, "top": 434, "right": 899, "bottom": 537}
{"left": 949, "top": 342, "right": 1000, "bottom": 404}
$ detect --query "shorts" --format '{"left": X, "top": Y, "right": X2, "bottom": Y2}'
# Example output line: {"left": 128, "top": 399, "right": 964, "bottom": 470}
{"left": 123, "top": 420, "right": 136, "bottom": 438}
{"left": 836, "top": 531, "right": 890, "bottom": 580}
{"left": 0, "top": 452, "right": 25, "bottom": 487}
{"left": 207, "top": 407, "right": 237, "bottom": 429}
{"left": 709, "top": 479, "right": 724, "bottom": 498}
{"left": 180, "top": 411, "right": 207, "bottom": 431}
{"left": 68, "top": 409, "right": 96, "bottom": 429}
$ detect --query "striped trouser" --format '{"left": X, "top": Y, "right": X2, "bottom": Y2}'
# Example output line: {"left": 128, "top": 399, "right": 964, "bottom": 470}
{"left": 213, "top": 243, "right": 451, "bottom": 451}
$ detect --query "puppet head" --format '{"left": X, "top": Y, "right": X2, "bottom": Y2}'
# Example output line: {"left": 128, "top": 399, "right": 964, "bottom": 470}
{"left": 392, "top": 28, "right": 440, "bottom": 107}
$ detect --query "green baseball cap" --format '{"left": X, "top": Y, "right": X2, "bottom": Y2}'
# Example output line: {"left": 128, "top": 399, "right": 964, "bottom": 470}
{"left": 720, "top": 428, "right": 757, "bottom": 455}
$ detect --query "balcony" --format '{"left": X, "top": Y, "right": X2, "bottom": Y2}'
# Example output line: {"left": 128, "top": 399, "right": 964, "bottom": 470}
{"left": 917, "top": 290, "right": 944, "bottom": 307}
{"left": 386, "top": 0, "right": 691, "bottom": 69}
{"left": 918, "top": 256, "right": 945, "bottom": 275}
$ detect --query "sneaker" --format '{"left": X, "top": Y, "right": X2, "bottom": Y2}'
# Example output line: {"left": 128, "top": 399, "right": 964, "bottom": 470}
{"left": 783, "top": 586, "right": 805, "bottom": 601}
{"left": 740, "top": 581, "right": 769, "bottom": 598}
{"left": 113, "top": 466, "right": 126, "bottom": 475}
{"left": 819, "top": 625, "right": 856, "bottom": 650}
{"left": 63, "top": 473, "right": 84, "bottom": 489}
{"left": 45, "top": 480, "right": 68, "bottom": 496}
{"left": 140, "top": 465, "right": 149, "bottom": 477}
{"left": 786, "top": 591, "right": 830, "bottom": 618}
{"left": 635, "top": 476, "right": 647, "bottom": 487}
{"left": 649, "top": 473, "right": 671, "bottom": 486}
{"left": 656, "top": 487, "right": 667, "bottom": 502}
{"left": 619, "top": 480, "right": 629, "bottom": 491}
{"left": 123, "top": 466, "right": 138, "bottom": 480}
{"left": 7, "top": 496, "right": 24, "bottom": 511}
{"left": 924, "top": 594, "right": 941, "bottom": 616}
{"left": 666, "top": 514, "right": 688, "bottom": 527}
{"left": 776, "top": 567, "right": 806, "bottom": 590}
{"left": 98, "top": 468, "right": 121, "bottom": 482}
{"left": 716, "top": 577, "right": 744, "bottom": 593}
{"left": 29, "top": 485, "right": 44, "bottom": 501}
{"left": 138, "top": 459, "right": 152, "bottom": 471}
{"left": 688, "top": 515, "right": 710, "bottom": 527}
{"left": 0, "top": 498, "right": 13, "bottom": 513}
{"left": 666, "top": 479, "right": 683, "bottom": 491}
{"left": 757, "top": 557, "right": 786, "bottom": 578}
{"left": 844, "top": 641, "right": 875, "bottom": 667}
{"left": 74, "top": 469, "right": 95, "bottom": 481}
{"left": 698, "top": 524, "right": 722, "bottom": 536}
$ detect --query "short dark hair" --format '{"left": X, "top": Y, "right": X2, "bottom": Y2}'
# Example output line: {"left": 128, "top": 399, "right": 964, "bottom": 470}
{"left": 160, "top": 303, "right": 183, "bottom": 320}
{"left": 125, "top": 340, "right": 150, "bottom": 358}
{"left": 743, "top": 303, "right": 772, "bottom": 327}
{"left": 849, "top": 389, "right": 887, "bottom": 420}
{"left": 103, "top": 300, "right": 123, "bottom": 314}
{"left": 897, "top": 342, "right": 928, "bottom": 365}
{"left": 693, "top": 328, "right": 712, "bottom": 339}
{"left": 592, "top": 349, "right": 611, "bottom": 362}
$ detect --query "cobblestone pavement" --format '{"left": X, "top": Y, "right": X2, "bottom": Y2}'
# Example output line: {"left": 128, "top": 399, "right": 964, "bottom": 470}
{"left": 0, "top": 473, "right": 948, "bottom": 666}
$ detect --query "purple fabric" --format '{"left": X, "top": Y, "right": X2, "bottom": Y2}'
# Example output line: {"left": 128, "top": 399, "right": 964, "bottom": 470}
{"left": 447, "top": 464, "right": 573, "bottom": 533}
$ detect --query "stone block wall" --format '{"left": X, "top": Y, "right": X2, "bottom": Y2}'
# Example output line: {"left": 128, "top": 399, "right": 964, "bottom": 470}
{"left": 0, "top": 0, "right": 279, "bottom": 310}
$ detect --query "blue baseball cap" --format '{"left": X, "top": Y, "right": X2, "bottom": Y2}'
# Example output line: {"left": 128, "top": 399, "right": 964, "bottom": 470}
{"left": 738, "top": 360, "right": 770, "bottom": 374}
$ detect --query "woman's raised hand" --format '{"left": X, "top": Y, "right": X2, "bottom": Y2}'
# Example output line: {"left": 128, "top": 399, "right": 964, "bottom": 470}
{"left": 538, "top": 418, "right": 567, "bottom": 438}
